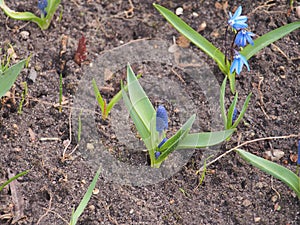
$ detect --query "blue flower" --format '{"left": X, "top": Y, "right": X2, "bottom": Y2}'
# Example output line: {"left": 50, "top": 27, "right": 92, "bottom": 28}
{"left": 235, "top": 29, "right": 255, "bottom": 47}
{"left": 158, "top": 138, "right": 168, "bottom": 148}
{"left": 230, "top": 51, "right": 250, "bottom": 75}
{"left": 297, "top": 140, "right": 300, "bottom": 165}
{"left": 156, "top": 105, "right": 168, "bottom": 133}
{"left": 228, "top": 6, "right": 248, "bottom": 30}
{"left": 38, "top": 0, "right": 48, "bottom": 16}
{"left": 232, "top": 108, "right": 238, "bottom": 124}
{"left": 155, "top": 151, "right": 161, "bottom": 159}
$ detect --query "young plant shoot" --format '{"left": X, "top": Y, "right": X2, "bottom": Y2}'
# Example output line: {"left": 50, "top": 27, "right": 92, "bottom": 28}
{"left": 122, "top": 63, "right": 235, "bottom": 168}
{"left": 0, "top": 0, "right": 61, "bottom": 30}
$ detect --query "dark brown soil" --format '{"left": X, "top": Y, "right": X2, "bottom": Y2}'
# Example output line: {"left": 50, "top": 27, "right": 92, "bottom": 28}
{"left": 0, "top": 0, "right": 299, "bottom": 224}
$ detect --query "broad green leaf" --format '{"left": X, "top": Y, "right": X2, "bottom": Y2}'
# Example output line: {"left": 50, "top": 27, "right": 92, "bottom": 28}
{"left": 0, "top": 170, "right": 28, "bottom": 192}
{"left": 92, "top": 78, "right": 106, "bottom": 117}
{"left": 226, "top": 92, "right": 238, "bottom": 129}
{"left": 236, "top": 149, "right": 300, "bottom": 198}
{"left": 70, "top": 167, "right": 101, "bottom": 225}
{"left": 149, "top": 114, "right": 159, "bottom": 166}
{"left": 241, "top": 21, "right": 300, "bottom": 60}
{"left": 0, "top": 59, "right": 26, "bottom": 98}
{"left": 155, "top": 114, "right": 196, "bottom": 164}
{"left": 231, "top": 92, "right": 252, "bottom": 129}
{"left": 127, "top": 64, "right": 155, "bottom": 131}
{"left": 220, "top": 77, "right": 227, "bottom": 127}
{"left": 176, "top": 129, "right": 235, "bottom": 149}
{"left": 122, "top": 86, "right": 152, "bottom": 149}
{"left": 153, "top": 4, "right": 228, "bottom": 75}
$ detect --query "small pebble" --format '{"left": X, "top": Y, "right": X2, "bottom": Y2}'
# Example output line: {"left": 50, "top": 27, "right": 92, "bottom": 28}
{"left": 296, "top": 6, "right": 300, "bottom": 18}
{"left": 242, "top": 199, "right": 252, "bottom": 207}
{"left": 129, "top": 209, "right": 134, "bottom": 214}
{"left": 175, "top": 7, "right": 183, "bottom": 16}
{"left": 87, "top": 143, "right": 94, "bottom": 150}
{"left": 254, "top": 217, "right": 261, "bottom": 222}
{"left": 192, "top": 12, "right": 199, "bottom": 17}
{"left": 28, "top": 67, "right": 37, "bottom": 83}
{"left": 92, "top": 188, "right": 99, "bottom": 195}
{"left": 20, "top": 31, "right": 30, "bottom": 40}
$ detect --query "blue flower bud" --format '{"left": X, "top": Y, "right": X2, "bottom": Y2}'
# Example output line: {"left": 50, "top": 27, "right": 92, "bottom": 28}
{"left": 38, "top": 0, "right": 48, "bottom": 16}
{"left": 235, "top": 29, "right": 255, "bottom": 48}
{"left": 156, "top": 105, "right": 168, "bottom": 133}
{"left": 232, "top": 108, "right": 238, "bottom": 124}
{"left": 230, "top": 51, "right": 250, "bottom": 75}
{"left": 155, "top": 151, "right": 161, "bottom": 159}
{"left": 158, "top": 138, "right": 168, "bottom": 148}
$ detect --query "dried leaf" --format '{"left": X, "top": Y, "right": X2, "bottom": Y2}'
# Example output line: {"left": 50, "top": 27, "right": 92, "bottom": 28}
{"left": 263, "top": 150, "right": 284, "bottom": 161}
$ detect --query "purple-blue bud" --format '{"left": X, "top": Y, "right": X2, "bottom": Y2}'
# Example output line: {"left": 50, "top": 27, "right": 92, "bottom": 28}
{"left": 156, "top": 105, "right": 168, "bottom": 133}
{"left": 38, "top": 0, "right": 48, "bottom": 16}
{"left": 155, "top": 151, "right": 161, "bottom": 159}
{"left": 158, "top": 138, "right": 168, "bottom": 148}
{"left": 232, "top": 108, "right": 238, "bottom": 124}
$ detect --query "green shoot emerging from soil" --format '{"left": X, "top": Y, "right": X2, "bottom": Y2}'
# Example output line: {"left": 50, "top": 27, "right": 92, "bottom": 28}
{"left": 122, "top": 63, "right": 235, "bottom": 168}
{"left": 0, "top": 0, "right": 61, "bottom": 30}
{"left": 92, "top": 74, "right": 142, "bottom": 120}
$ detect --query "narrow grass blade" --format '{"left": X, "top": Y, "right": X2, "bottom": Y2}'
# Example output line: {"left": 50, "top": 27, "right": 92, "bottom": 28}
{"left": 241, "top": 21, "right": 300, "bottom": 60}
{"left": 0, "top": 59, "right": 26, "bottom": 98}
{"left": 236, "top": 149, "right": 300, "bottom": 198}
{"left": 127, "top": 64, "right": 155, "bottom": 131}
{"left": 0, "top": 170, "right": 29, "bottom": 192}
{"left": 70, "top": 167, "right": 101, "bottom": 225}
{"left": 155, "top": 114, "right": 196, "bottom": 164}
{"left": 176, "top": 129, "right": 235, "bottom": 149}
{"left": 153, "top": 4, "right": 228, "bottom": 75}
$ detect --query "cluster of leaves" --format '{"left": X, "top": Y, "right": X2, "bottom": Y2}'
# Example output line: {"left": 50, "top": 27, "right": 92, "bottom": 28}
{"left": 0, "top": 0, "right": 60, "bottom": 30}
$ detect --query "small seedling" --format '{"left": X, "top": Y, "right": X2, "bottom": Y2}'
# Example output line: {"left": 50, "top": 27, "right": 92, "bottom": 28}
{"left": 92, "top": 73, "right": 142, "bottom": 120}
{"left": 0, "top": 0, "right": 61, "bottom": 30}
{"left": 0, "top": 170, "right": 28, "bottom": 192}
{"left": 69, "top": 167, "right": 101, "bottom": 225}
{"left": 18, "top": 81, "right": 28, "bottom": 114}
{"left": 122, "top": 63, "right": 235, "bottom": 168}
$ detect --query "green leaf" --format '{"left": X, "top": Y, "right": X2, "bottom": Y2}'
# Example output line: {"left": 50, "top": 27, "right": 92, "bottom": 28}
{"left": 226, "top": 92, "right": 238, "bottom": 129}
{"left": 0, "top": 59, "right": 26, "bottom": 98}
{"left": 0, "top": 170, "right": 29, "bottom": 192}
{"left": 122, "top": 86, "right": 152, "bottom": 149}
{"left": 176, "top": 129, "right": 235, "bottom": 149}
{"left": 236, "top": 149, "right": 300, "bottom": 198}
{"left": 70, "top": 167, "right": 101, "bottom": 225}
{"left": 220, "top": 77, "right": 227, "bottom": 127}
{"left": 153, "top": 4, "right": 228, "bottom": 75}
{"left": 155, "top": 114, "right": 196, "bottom": 164}
{"left": 241, "top": 21, "right": 300, "bottom": 60}
{"left": 127, "top": 64, "right": 155, "bottom": 132}
{"left": 231, "top": 92, "right": 252, "bottom": 129}
{"left": 92, "top": 78, "right": 106, "bottom": 118}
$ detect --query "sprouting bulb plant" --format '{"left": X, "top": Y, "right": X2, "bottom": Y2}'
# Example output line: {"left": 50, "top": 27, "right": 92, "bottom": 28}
{"left": 154, "top": 4, "right": 300, "bottom": 93}
{"left": 122, "top": 63, "right": 235, "bottom": 168}
{"left": 0, "top": 0, "right": 61, "bottom": 30}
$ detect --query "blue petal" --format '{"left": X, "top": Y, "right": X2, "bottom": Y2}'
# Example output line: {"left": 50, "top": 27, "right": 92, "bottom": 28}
{"left": 240, "top": 54, "right": 250, "bottom": 71}
{"left": 232, "top": 6, "right": 242, "bottom": 20}
{"left": 230, "top": 58, "right": 238, "bottom": 74}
